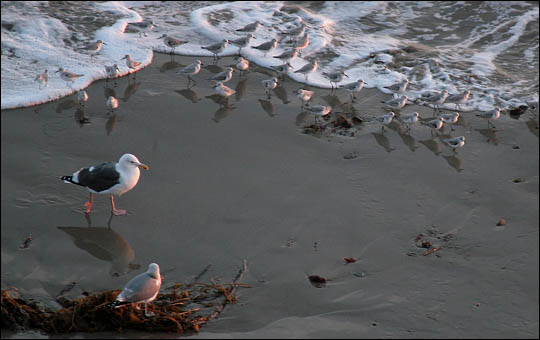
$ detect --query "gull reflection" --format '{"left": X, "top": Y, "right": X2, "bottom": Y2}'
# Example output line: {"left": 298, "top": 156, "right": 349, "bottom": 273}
{"left": 213, "top": 104, "right": 235, "bottom": 123}
{"left": 525, "top": 118, "right": 539, "bottom": 137}
{"left": 175, "top": 88, "right": 201, "bottom": 103}
{"left": 121, "top": 80, "right": 141, "bottom": 102}
{"left": 74, "top": 107, "right": 90, "bottom": 126}
{"left": 160, "top": 60, "right": 182, "bottom": 73}
{"left": 273, "top": 86, "right": 290, "bottom": 104}
{"left": 475, "top": 128, "right": 499, "bottom": 145}
{"left": 372, "top": 132, "right": 394, "bottom": 153}
{"left": 57, "top": 213, "right": 140, "bottom": 277}
{"left": 442, "top": 154, "right": 464, "bottom": 172}
{"left": 235, "top": 78, "right": 248, "bottom": 101}
{"left": 104, "top": 85, "right": 117, "bottom": 99}
{"left": 419, "top": 138, "right": 442, "bottom": 156}
{"left": 259, "top": 99, "right": 275, "bottom": 117}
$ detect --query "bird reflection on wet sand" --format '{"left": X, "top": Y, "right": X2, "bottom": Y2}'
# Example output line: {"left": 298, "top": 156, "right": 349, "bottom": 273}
{"left": 213, "top": 104, "right": 235, "bottom": 123}
{"left": 259, "top": 99, "right": 275, "bottom": 117}
{"left": 175, "top": 88, "right": 201, "bottom": 103}
{"left": 296, "top": 110, "right": 309, "bottom": 126}
{"left": 122, "top": 80, "right": 141, "bottom": 102}
{"left": 372, "top": 132, "right": 394, "bottom": 153}
{"left": 57, "top": 213, "right": 140, "bottom": 277}
{"left": 160, "top": 60, "right": 182, "bottom": 73}
{"left": 475, "top": 128, "right": 499, "bottom": 145}
{"left": 104, "top": 85, "right": 116, "bottom": 99}
{"left": 273, "top": 86, "right": 290, "bottom": 104}
{"left": 74, "top": 108, "right": 90, "bottom": 126}
{"left": 525, "top": 118, "right": 539, "bottom": 137}
{"left": 419, "top": 138, "right": 442, "bottom": 156}
{"left": 443, "top": 154, "right": 464, "bottom": 172}
{"left": 106, "top": 113, "right": 117, "bottom": 136}
{"left": 235, "top": 78, "right": 248, "bottom": 101}
{"left": 397, "top": 127, "right": 418, "bottom": 152}
{"left": 56, "top": 99, "right": 77, "bottom": 113}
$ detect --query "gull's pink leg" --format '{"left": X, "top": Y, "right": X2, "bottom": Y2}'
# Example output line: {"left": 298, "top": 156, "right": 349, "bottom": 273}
{"left": 85, "top": 193, "right": 93, "bottom": 213}
{"left": 110, "top": 195, "right": 127, "bottom": 216}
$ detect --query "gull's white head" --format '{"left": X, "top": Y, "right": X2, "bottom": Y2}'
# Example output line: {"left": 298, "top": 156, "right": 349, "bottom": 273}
{"left": 119, "top": 153, "right": 149, "bottom": 170}
{"left": 147, "top": 263, "right": 160, "bottom": 279}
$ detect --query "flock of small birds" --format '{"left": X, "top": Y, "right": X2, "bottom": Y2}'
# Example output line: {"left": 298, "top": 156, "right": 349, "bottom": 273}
{"left": 35, "top": 18, "right": 510, "bottom": 156}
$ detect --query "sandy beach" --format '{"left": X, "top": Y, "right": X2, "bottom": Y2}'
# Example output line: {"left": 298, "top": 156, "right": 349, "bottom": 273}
{"left": 1, "top": 53, "right": 539, "bottom": 338}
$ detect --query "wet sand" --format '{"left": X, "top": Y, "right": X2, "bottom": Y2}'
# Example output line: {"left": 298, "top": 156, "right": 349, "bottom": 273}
{"left": 1, "top": 53, "right": 539, "bottom": 338}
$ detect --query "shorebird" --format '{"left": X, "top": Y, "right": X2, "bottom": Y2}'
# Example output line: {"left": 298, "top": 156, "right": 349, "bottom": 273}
{"left": 61, "top": 153, "right": 149, "bottom": 215}
{"left": 107, "top": 96, "right": 119, "bottom": 113}
{"left": 236, "top": 20, "right": 262, "bottom": 33}
{"left": 121, "top": 54, "right": 141, "bottom": 75}
{"left": 213, "top": 82, "right": 236, "bottom": 104}
{"left": 157, "top": 34, "right": 187, "bottom": 54}
{"left": 294, "top": 58, "right": 318, "bottom": 81}
{"left": 229, "top": 33, "right": 255, "bottom": 54}
{"left": 400, "top": 112, "right": 419, "bottom": 131}
{"left": 261, "top": 77, "right": 279, "bottom": 98}
{"left": 445, "top": 90, "right": 471, "bottom": 110}
{"left": 421, "top": 116, "right": 444, "bottom": 135}
{"left": 105, "top": 64, "right": 120, "bottom": 82}
{"left": 269, "top": 62, "right": 293, "bottom": 79}
{"left": 176, "top": 59, "right": 203, "bottom": 86}
{"left": 339, "top": 79, "right": 366, "bottom": 101}
{"left": 251, "top": 38, "right": 278, "bottom": 56}
{"left": 82, "top": 40, "right": 106, "bottom": 59}
{"left": 381, "top": 95, "right": 408, "bottom": 111}
{"left": 273, "top": 48, "right": 300, "bottom": 62}
{"left": 34, "top": 69, "right": 48, "bottom": 89}
{"left": 296, "top": 88, "right": 314, "bottom": 107}
{"left": 383, "top": 79, "right": 409, "bottom": 96}
{"left": 76, "top": 90, "right": 88, "bottom": 107}
{"left": 234, "top": 56, "right": 249, "bottom": 76}
{"left": 108, "top": 263, "right": 161, "bottom": 317}
{"left": 305, "top": 104, "right": 332, "bottom": 123}
{"left": 442, "top": 136, "right": 466, "bottom": 153}
{"left": 207, "top": 67, "right": 234, "bottom": 84}
{"left": 201, "top": 39, "right": 229, "bottom": 59}
{"left": 375, "top": 111, "right": 395, "bottom": 132}
{"left": 476, "top": 107, "right": 501, "bottom": 128}
{"left": 422, "top": 89, "right": 449, "bottom": 112}
{"left": 438, "top": 111, "right": 460, "bottom": 131}
{"left": 323, "top": 70, "right": 349, "bottom": 90}
{"left": 294, "top": 33, "right": 309, "bottom": 50}
{"left": 126, "top": 20, "right": 156, "bottom": 37}
{"left": 55, "top": 67, "right": 84, "bottom": 87}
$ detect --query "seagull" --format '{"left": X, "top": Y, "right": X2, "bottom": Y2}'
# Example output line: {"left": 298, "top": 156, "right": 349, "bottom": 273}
{"left": 280, "top": 22, "right": 306, "bottom": 42}
{"left": 126, "top": 20, "right": 156, "bottom": 37}
{"left": 55, "top": 67, "right": 84, "bottom": 87}
{"left": 207, "top": 67, "right": 234, "bottom": 84}
{"left": 107, "top": 96, "right": 119, "bottom": 113}
{"left": 251, "top": 38, "right": 278, "bottom": 56}
{"left": 269, "top": 62, "right": 293, "bottom": 79}
{"left": 421, "top": 116, "right": 444, "bottom": 135}
{"left": 445, "top": 90, "right": 471, "bottom": 110}
{"left": 176, "top": 59, "right": 203, "bottom": 85}
{"left": 437, "top": 111, "right": 460, "bottom": 131}
{"left": 201, "top": 39, "right": 229, "bottom": 59}
{"left": 400, "top": 112, "right": 419, "bottom": 131}
{"left": 422, "top": 89, "right": 449, "bottom": 112}
{"left": 105, "top": 64, "right": 120, "bottom": 81}
{"left": 234, "top": 56, "right": 249, "bottom": 76}
{"left": 296, "top": 88, "right": 314, "bottom": 107}
{"left": 213, "top": 82, "right": 236, "bottom": 103}
{"left": 381, "top": 95, "right": 408, "bottom": 111}
{"left": 76, "top": 90, "right": 88, "bottom": 107}
{"left": 476, "top": 107, "right": 501, "bottom": 128}
{"left": 229, "top": 33, "right": 255, "bottom": 54}
{"left": 157, "top": 34, "right": 187, "bottom": 54}
{"left": 305, "top": 104, "right": 332, "bottom": 123}
{"left": 82, "top": 40, "right": 106, "bottom": 59}
{"left": 61, "top": 154, "right": 149, "bottom": 215}
{"left": 294, "top": 58, "right": 318, "bottom": 81}
{"left": 339, "top": 79, "right": 366, "bottom": 101}
{"left": 34, "top": 69, "right": 48, "bottom": 89}
{"left": 375, "top": 111, "right": 395, "bottom": 132}
{"left": 442, "top": 136, "right": 466, "bottom": 153}
{"left": 121, "top": 54, "right": 141, "bottom": 74}
{"left": 383, "top": 79, "right": 409, "bottom": 96}
{"left": 236, "top": 20, "right": 262, "bottom": 33}
{"left": 261, "top": 77, "right": 279, "bottom": 98}
{"left": 323, "top": 70, "right": 349, "bottom": 90}
{"left": 108, "top": 263, "right": 161, "bottom": 317}
{"left": 273, "top": 48, "right": 300, "bottom": 62}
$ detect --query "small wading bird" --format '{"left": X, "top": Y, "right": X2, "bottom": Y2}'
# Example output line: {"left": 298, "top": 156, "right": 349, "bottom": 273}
{"left": 157, "top": 34, "right": 187, "bottom": 54}
{"left": 61, "top": 154, "right": 149, "bottom": 216}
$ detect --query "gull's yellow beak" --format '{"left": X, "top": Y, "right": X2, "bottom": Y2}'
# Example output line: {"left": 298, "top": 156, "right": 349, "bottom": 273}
{"left": 137, "top": 163, "right": 149, "bottom": 170}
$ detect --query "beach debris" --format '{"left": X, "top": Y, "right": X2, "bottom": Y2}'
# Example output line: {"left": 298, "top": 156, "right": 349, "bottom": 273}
{"left": 352, "top": 272, "right": 365, "bottom": 278}
{"left": 308, "top": 275, "right": 327, "bottom": 288}
{"left": 56, "top": 281, "right": 78, "bottom": 299}
{"left": 496, "top": 219, "right": 505, "bottom": 226}
{"left": 513, "top": 178, "right": 523, "bottom": 183}
{"left": 19, "top": 235, "right": 32, "bottom": 250}
{"left": 423, "top": 247, "right": 440, "bottom": 256}
{"left": 343, "top": 257, "right": 357, "bottom": 264}
{"left": 343, "top": 152, "right": 358, "bottom": 159}
{"left": 1, "top": 261, "right": 248, "bottom": 334}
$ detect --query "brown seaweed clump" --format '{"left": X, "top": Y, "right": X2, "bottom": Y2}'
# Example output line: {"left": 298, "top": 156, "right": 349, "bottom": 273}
{"left": 1, "top": 262, "right": 248, "bottom": 334}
